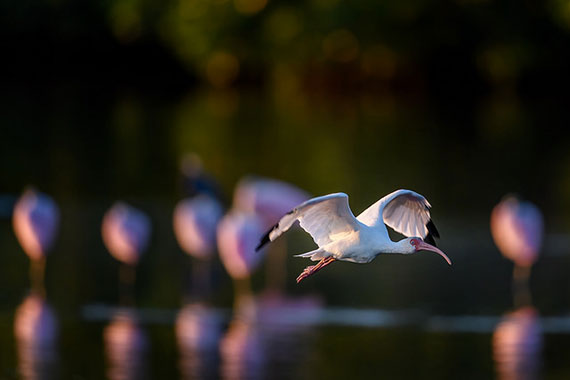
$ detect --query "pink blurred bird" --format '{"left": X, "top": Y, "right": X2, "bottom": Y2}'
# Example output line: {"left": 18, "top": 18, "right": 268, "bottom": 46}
{"left": 233, "top": 177, "right": 310, "bottom": 228}
{"left": 13, "top": 188, "right": 60, "bottom": 295}
{"left": 174, "top": 195, "right": 224, "bottom": 299}
{"left": 14, "top": 294, "right": 59, "bottom": 380}
{"left": 491, "top": 196, "right": 543, "bottom": 306}
{"left": 234, "top": 177, "right": 310, "bottom": 291}
{"left": 217, "top": 212, "right": 265, "bottom": 281}
{"left": 102, "top": 202, "right": 151, "bottom": 305}
{"left": 493, "top": 307, "right": 542, "bottom": 380}
{"left": 174, "top": 195, "right": 224, "bottom": 260}
{"left": 491, "top": 196, "right": 543, "bottom": 268}
{"left": 217, "top": 211, "right": 265, "bottom": 312}
{"left": 102, "top": 202, "right": 151, "bottom": 266}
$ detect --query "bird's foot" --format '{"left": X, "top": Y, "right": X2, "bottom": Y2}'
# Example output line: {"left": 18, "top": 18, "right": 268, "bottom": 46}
{"left": 296, "top": 256, "right": 335, "bottom": 283}
{"left": 296, "top": 266, "right": 316, "bottom": 283}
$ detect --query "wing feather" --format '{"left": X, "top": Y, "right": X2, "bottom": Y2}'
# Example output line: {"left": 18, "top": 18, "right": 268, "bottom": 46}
{"left": 356, "top": 189, "right": 439, "bottom": 244}
{"left": 256, "top": 193, "right": 360, "bottom": 251}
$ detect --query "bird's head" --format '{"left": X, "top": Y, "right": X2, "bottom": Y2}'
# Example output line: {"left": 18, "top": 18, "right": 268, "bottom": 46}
{"left": 407, "top": 237, "right": 452, "bottom": 265}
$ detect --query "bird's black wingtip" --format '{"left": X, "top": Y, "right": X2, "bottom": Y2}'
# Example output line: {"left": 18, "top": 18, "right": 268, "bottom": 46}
{"left": 256, "top": 223, "right": 277, "bottom": 252}
{"left": 255, "top": 233, "right": 270, "bottom": 252}
{"left": 424, "top": 219, "right": 440, "bottom": 247}
{"left": 424, "top": 234, "right": 437, "bottom": 246}
{"left": 426, "top": 220, "right": 440, "bottom": 237}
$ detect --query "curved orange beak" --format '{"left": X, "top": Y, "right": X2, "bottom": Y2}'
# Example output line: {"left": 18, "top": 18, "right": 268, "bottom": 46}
{"left": 417, "top": 241, "right": 452, "bottom": 265}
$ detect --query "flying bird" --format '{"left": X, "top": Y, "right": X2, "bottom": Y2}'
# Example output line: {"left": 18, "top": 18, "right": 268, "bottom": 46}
{"left": 256, "top": 189, "right": 451, "bottom": 283}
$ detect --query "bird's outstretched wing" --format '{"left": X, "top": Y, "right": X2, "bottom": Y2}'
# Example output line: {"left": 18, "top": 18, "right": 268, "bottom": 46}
{"left": 356, "top": 189, "right": 440, "bottom": 245}
{"left": 256, "top": 193, "right": 360, "bottom": 251}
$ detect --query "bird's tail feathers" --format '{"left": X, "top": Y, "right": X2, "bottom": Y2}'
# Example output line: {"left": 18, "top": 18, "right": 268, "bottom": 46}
{"left": 294, "top": 249, "right": 329, "bottom": 261}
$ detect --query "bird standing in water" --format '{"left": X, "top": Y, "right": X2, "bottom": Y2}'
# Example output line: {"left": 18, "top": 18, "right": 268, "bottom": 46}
{"left": 256, "top": 189, "right": 452, "bottom": 283}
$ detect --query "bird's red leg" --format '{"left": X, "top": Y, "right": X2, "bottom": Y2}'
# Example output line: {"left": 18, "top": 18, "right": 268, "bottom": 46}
{"left": 296, "top": 256, "right": 336, "bottom": 283}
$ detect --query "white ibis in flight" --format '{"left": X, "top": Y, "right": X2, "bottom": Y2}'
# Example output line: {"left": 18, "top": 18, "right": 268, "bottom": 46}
{"left": 256, "top": 189, "right": 452, "bottom": 283}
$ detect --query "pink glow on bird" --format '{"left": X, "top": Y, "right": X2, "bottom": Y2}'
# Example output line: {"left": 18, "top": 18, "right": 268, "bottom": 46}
{"left": 104, "top": 312, "right": 148, "bottom": 380}
{"left": 13, "top": 189, "right": 60, "bottom": 260}
{"left": 102, "top": 203, "right": 151, "bottom": 265}
{"left": 493, "top": 307, "right": 542, "bottom": 380}
{"left": 233, "top": 177, "right": 310, "bottom": 227}
{"left": 217, "top": 212, "right": 265, "bottom": 279}
{"left": 173, "top": 195, "right": 223, "bottom": 260}
{"left": 491, "top": 197, "right": 543, "bottom": 267}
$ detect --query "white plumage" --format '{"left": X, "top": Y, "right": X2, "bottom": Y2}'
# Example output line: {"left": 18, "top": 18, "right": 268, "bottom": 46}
{"left": 256, "top": 189, "right": 451, "bottom": 283}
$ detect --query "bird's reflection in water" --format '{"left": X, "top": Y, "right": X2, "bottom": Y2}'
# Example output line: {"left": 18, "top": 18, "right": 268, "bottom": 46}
{"left": 176, "top": 303, "right": 223, "bottom": 380}
{"left": 220, "top": 318, "right": 266, "bottom": 380}
{"left": 493, "top": 307, "right": 542, "bottom": 380}
{"left": 104, "top": 311, "right": 149, "bottom": 380}
{"left": 14, "top": 294, "right": 59, "bottom": 380}
{"left": 220, "top": 298, "right": 317, "bottom": 380}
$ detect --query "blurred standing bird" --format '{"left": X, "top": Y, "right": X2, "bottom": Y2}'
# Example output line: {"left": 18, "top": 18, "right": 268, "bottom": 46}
{"left": 174, "top": 153, "right": 226, "bottom": 301}
{"left": 173, "top": 195, "right": 224, "bottom": 299}
{"left": 217, "top": 211, "right": 265, "bottom": 314}
{"left": 13, "top": 188, "right": 60, "bottom": 296}
{"left": 233, "top": 176, "right": 310, "bottom": 292}
{"left": 491, "top": 196, "right": 543, "bottom": 306}
{"left": 233, "top": 177, "right": 309, "bottom": 228}
{"left": 102, "top": 202, "right": 151, "bottom": 305}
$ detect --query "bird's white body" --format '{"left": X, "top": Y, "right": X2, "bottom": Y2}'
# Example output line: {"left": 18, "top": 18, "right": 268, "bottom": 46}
{"left": 258, "top": 189, "right": 451, "bottom": 278}
{"left": 313, "top": 227, "right": 410, "bottom": 264}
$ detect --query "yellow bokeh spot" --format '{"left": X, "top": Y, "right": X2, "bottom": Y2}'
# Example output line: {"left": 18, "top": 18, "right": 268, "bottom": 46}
{"left": 311, "top": 0, "right": 340, "bottom": 10}
{"left": 265, "top": 8, "right": 302, "bottom": 44}
{"left": 361, "top": 45, "right": 397, "bottom": 79}
{"left": 234, "top": 0, "right": 267, "bottom": 15}
{"left": 110, "top": 2, "right": 141, "bottom": 43}
{"left": 322, "top": 29, "right": 359, "bottom": 63}
{"left": 179, "top": 0, "right": 208, "bottom": 20}
{"left": 205, "top": 51, "right": 240, "bottom": 87}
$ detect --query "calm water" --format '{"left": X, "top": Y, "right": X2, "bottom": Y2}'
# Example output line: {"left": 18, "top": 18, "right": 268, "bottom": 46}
{"left": 3, "top": 303, "right": 570, "bottom": 379}
{"left": 2, "top": 86, "right": 570, "bottom": 379}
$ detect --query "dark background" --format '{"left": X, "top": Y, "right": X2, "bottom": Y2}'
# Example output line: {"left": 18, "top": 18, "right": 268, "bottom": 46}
{"left": 1, "top": 0, "right": 570, "bottom": 378}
